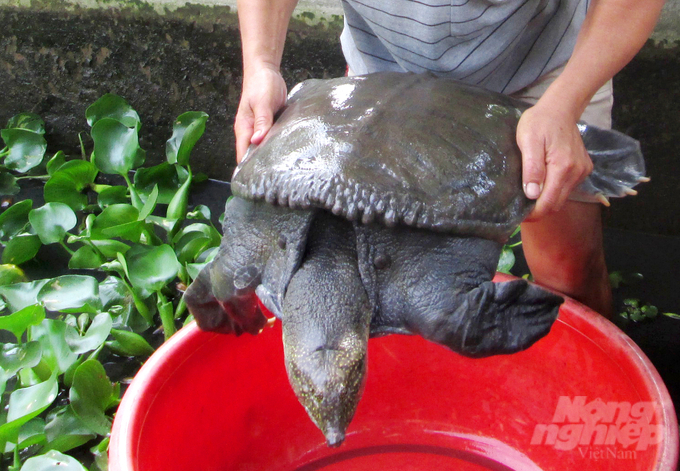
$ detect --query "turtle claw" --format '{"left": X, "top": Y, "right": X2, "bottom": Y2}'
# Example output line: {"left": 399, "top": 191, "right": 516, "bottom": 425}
{"left": 595, "top": 193, "right": 611, "bottom": 207}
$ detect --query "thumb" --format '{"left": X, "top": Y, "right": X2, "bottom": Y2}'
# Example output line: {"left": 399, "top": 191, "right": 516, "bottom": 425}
{"left": 250, "top": 105, "right": 275, "bottom": 146}
{"left": 517, "top": 130, "right": 546, "bottom": 200}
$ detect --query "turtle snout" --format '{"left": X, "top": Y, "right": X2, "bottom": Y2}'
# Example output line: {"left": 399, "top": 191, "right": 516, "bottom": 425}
{"left": 325, "top": 427, "right": 345, "bottom": 448}
{"left": 284, "top": 340, "right": 367, "bottom": 447}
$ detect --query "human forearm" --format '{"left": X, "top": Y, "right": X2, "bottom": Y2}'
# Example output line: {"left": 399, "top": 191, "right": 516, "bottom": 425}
{"left": 539, "top": 0, "right": 665, "bottom": 120}
{"left": 238, "top": 0, "right": 299, "bottom": 75}
{"left": 233, "top": 0, "right": 298, "bottom": 161}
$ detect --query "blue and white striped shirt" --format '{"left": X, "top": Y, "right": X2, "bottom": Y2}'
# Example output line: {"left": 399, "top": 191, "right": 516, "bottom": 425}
{"left": 340, "top": 0, "right": 588, "bottom": 94}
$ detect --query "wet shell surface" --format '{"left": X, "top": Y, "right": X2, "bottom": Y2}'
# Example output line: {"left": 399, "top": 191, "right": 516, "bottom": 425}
{"left": 232, "top": 72, "right": 533, "bottom": 243}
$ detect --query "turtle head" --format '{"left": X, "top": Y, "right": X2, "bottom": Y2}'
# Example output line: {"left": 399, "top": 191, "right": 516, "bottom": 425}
{"left": 284, "top": 333, "right": 368, "bottom": 447}
{"left": 281, "top": 212, "right": 372, "bottom": 447}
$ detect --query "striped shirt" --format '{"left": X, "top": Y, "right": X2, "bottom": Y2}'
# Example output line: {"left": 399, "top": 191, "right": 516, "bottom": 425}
{"left": 340, "top": 0, "right": 589, "bottom": 94}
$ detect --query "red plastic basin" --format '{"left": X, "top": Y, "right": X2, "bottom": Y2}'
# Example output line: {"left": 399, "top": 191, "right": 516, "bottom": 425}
{"left": 110, "top": 274, "right": 678, "bottom": 471}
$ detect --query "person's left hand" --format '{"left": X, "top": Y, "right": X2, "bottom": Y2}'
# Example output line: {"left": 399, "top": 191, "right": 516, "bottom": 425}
{"left": 516, "top": 102, "right": 593, "bottom": 220}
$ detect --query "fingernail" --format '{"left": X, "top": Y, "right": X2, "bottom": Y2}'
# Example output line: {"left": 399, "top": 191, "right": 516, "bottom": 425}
{"left": 251, "top": 130, "right": 263, "bottom": 142}
{"left": 524, "top": 182, "right": 542, "bottom": 199}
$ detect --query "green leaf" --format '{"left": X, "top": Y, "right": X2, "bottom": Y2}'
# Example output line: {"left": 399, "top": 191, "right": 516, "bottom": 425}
{"left": 177, "top": 235, "right": 212, "bottom": 264}
{"left": 91, "top": 118, "right": 143, "bottom": 175}
{"left": 187, "top": 204, "right": 211, "bottom": 220}
{"left": 97, "top": 185, "right": 128, "bottom": 207}
{"left": 146, "top": 215, "right": 178, "bottom": 233}
{"left": 0, "top": 304, "right": 45, "bottom": 341}
{"left": 30, "top": 320, "right": 77, "bottom": 374}
{"left": 0, "top": 367, "right": 7, "bottom": 396}
{"left": 138, "top": 184, "right": 159, "bottom": 220}
{"left": 2, "top": 234, "right": 41, "bottom": 265}
{"left": 609, "top": 271, "right": 624, "bottom": 289}
{"left": 0, "top": 341, "right": 42, "bottom": 376}
{"left": 19, "top": 365, "right": 42, "bottom": 387}
{"left": 6, "top": 113, "right": 45, "bottom": 134}
{"left": 0, "top": 199, "right": 32, "bottom": 241}
{"left": 198, "top": 246, "right": 218, "bottom": 263}
{"left": 0, "top": 280, "right": 49, "bottom": 311}
{"left": 28, "top": 202, "right": 77, "bottom": 245}
{"left": 133, "top": 147, "right": 147, "bottom": 169}
{"left": 172, "top": 222, "right": 221, "bottom": 246}
{"left": 86, "top": 94, "right": 140, "bottom": 129}
{"left": 62, "top": 354, "right": 85, "bottom": 390}
{"left": 166, "top": 111, "right": 209, "bottom": 165}
{"left": 496, "top": 246, "right": 516, "bottom": 274}
{"left": 90, "top": 204, "right": 141, "bottom": 242}
{"left": 107, "top": 328, "right": 154, "bottom": 357}
{"left": 45, "top": 150, "right": 67, "bottom": 175}
{"left": 0, "top": 171, "right": 20, "bottom": 196}
{"left": 186, "top": 262, "right": 209, "bottom": 281}
{"left": 166, "top": 166, "right": 192, "bottom": 220}
{"left": 90, "top": 437, "right": 110, "bottom": 471}
{"left": 91, "top": 239, "right": 130, "bottom": 258}
{"left": 1, "top": 128, "right": 47, "bottom": 173}
{"left": 0, "top": 264, "right": 27, "bottom": 286}
{"left": 19, "top": 450, "right": 87, "bottom": 471}
{"left": 126, "top": 244, "right": 180, "bottom": 293}
{"left": 65, "top": 312, "right": 112, "bottom": 354}
{"left": 623, "top": 298, "right": 640, "bottom": 308}
{"left": 38, "top": 275, "right": 100, "bottom": 313}
{"left": 68, "top": 245, "right": 105, "bottom": 269}
{"left": 0, "top": 374, "right": 58, "bottom": 450}
{"left": 69, "top": 359, "right": 115, "bottom": 435}
{"left": 44, "top": 406, "right": 96, "bottom": 453}
{"left": 99, "top": 276, "right": 151, "bottom": 332}
{"left": 7, "top": 375, "right": 58, "bottom": 422}
{"left": 56, "top": 159, "right": 98, "bottom": 184}
{"left": 10, "top": 417, "right": 46, "bottom": 452}
{"left": 43, "top": 160, "right": 98, "bottom": 211}
{"left": 134, "top": 162, "right": 189, "bottom": 204}
{"left": 641, "top": 304, "right": 658, "bottom": 318}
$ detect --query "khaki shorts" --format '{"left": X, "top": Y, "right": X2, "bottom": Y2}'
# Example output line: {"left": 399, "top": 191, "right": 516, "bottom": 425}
{"left": 510, "top": 65, "right": 614, "bottom": 130}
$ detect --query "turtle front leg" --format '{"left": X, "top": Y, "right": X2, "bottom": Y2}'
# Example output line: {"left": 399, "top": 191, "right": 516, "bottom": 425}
{"left": 414, "top": 278, "right": 563, "bottom": 357}
{"left": 184, "top": 196, "right": 313, "bottom": 335}
{"left": 282, "top": 213, "right": 372, "bottom": 447}
{"left": 356, "top": 224, "right": 562, "bottom": 358}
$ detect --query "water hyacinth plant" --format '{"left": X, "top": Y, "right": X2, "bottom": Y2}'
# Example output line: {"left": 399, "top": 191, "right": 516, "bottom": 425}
{"left": 0, "top": 96, "right": 220, "bottom": 470}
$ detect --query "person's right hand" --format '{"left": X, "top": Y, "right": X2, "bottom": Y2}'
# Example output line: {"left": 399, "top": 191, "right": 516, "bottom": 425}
{"left": 234, "top": 66, "right": 288, "bottom": 163}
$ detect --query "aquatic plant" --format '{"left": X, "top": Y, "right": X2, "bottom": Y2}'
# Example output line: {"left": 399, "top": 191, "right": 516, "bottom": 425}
{"left": 0, "top": 97, "right": 219, "bottom": 470}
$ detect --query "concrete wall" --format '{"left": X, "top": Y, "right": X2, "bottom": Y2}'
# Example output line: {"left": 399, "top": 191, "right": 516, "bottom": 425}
{"left": 1, "top": 0, "right": 679, "bottom": 234}
{"left": 654, "top": 0, "right": 680, "bottom": 44}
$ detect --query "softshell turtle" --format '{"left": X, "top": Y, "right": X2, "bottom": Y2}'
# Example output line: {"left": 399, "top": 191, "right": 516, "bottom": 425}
{"left": 185, "top": 72, "right": 646, "bottom": 446}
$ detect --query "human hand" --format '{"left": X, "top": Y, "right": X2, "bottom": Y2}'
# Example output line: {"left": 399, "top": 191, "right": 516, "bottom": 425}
{"left": 516, "top": 103, "right": 593, "bottom": 220}
{"left": 234, "top": 65, "right": 288, "bottom": 163}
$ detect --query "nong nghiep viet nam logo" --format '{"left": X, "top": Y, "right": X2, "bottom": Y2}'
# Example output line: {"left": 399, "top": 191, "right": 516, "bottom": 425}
{"left": 531, "top": 396, "right": 662, "bottom": 453}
